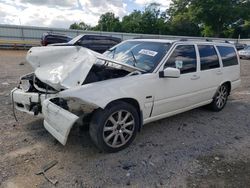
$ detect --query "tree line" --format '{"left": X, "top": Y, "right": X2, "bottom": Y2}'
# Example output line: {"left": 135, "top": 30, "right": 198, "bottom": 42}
{"left": 70, "top": 0, "right": 250, "bottom": 38}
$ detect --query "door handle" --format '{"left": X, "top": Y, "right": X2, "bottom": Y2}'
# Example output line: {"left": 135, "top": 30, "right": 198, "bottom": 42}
{"left": 191, "top": 75, "right": 200, "bottom": 80}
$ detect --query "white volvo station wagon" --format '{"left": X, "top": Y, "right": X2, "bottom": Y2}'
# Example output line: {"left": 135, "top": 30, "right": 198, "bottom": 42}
{"left": 11, "top": 39, "right": 241, "bottom": 152}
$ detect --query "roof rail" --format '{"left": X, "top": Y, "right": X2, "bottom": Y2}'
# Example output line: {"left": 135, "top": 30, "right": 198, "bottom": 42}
{"left": 179, "top": 38, "right": 231, "bottom": 44}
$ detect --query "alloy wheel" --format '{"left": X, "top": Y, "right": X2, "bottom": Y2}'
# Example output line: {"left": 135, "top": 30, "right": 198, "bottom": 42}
{"left": 103, "top": 110, "right": 135, "bottom": 148}
{"left": 215, "top": 85, "right": 228, "bottom": 109}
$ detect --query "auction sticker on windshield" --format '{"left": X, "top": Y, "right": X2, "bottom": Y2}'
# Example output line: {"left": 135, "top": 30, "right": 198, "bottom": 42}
{"left": 139, "top": 49, "right": 158, "bottom": 57}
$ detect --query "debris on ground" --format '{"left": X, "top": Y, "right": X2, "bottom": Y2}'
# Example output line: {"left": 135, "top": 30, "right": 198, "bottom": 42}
{"left": 35, "top": 160, "right": 58, "bottom": 185}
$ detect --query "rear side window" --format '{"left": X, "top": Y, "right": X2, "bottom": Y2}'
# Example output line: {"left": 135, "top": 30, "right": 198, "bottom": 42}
{"left": 217, "top": 46, "right": 238, "bottom": 67}
{"left": 198, "top": 45, "right": 220, "bottom": 70}
{"left": 165, "top": 45, "right": 197, "bottom": 74}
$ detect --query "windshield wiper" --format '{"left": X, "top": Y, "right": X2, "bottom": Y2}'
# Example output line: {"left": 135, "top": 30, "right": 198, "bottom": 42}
{"left": 130, "top": 50, "right": 138, "bottom": 67}
{"left": 107, "top": 48, "right": 116, "bottom": 58}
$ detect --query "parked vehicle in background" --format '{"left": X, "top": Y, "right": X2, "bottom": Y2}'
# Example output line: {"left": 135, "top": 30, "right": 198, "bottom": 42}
{"left": 235, "top": 43, "right": 247, "bottom": 51}
{"left": 51, "top": 34, "right": 122, "bottom": 53}
{"left": 41, "top": 32, "right": 72, "bottom": 46}
{"left": 238, "top": 45, "right": 250, "bottom": 59}
{"left": 11, "top": 39, "right": 241, "bottom": 152}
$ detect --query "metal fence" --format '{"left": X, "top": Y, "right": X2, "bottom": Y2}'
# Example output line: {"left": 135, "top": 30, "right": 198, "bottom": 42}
{"left": 0, "top": 24, "right": 250, "bottom": 47}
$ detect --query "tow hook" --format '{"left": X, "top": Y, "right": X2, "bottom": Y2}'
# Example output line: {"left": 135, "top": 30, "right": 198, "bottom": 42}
{"left": 32, "top": 104, "right": 41, "bottom": 115}
{"left": 30, "top": 103, "right": 42, "bottom": 115}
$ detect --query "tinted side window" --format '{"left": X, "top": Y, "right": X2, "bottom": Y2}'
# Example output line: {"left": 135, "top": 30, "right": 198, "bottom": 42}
{"left": 165, "top": 45, "right": 197, "bottom": 74}
{"left": 198, "top": 45, "right": 220, "bottom": 70}
{"left": 217, "top": 46, "right": 238, "bottom": 67}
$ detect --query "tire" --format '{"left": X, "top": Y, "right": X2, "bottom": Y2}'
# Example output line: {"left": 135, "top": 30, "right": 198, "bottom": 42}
{"left": 208, "top": 84, "right": 229, "bottom": 112}
{"left": 89, "top": 101, "right": 139, "bottom": 153}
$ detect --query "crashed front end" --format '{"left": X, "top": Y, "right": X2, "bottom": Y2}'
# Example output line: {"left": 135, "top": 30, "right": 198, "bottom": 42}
{"left": 12, "top": 80, "right": 98, "bottom": 145}
{"left": 11, "top": 47, "right": 101, "bottom": 144}
{"left": 11, "top": 46, "right": 141, "bottom": 145}
{"left": 42, "top": 97, "right": 97, "bottom": 145}
{"left": 11, "top": 73, "right": 57, "bottom": 115}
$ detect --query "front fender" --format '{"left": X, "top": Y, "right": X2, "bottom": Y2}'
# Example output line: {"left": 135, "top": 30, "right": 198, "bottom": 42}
{"left": 59, "top": 80, "right": 143, "bottom": 110}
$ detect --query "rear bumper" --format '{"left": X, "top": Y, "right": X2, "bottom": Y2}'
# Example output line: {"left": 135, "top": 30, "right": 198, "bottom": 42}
{"left": 42, "top": 99, "right": 79, "bottom": 145}
{"left": 11, "top": 88, "right": 55, "bottom": 115}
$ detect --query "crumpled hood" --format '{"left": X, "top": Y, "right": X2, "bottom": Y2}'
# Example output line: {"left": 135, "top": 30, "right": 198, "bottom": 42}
{"left": 27, "top": 46, "right": 96, "bottom": 90}
{"left": 26, "top": 46, "right": 143, "bottom": 91}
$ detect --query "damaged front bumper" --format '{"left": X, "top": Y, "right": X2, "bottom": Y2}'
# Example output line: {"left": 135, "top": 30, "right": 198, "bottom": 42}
{"left": 11, "top": 88, "right": 100, "bottom": 145}
{"left": 42, "top": 99, "right": 79, "bottom": 145}
{"left": 11, "top": 88, "right": 55, "bottom": 115}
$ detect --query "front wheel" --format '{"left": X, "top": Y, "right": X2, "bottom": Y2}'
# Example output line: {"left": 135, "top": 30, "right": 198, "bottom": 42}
{"left": 89, "top": 101, "right": 139, "bottom": 153}
{"left": 209, "top": 84, "right": 229, "bottom": 111}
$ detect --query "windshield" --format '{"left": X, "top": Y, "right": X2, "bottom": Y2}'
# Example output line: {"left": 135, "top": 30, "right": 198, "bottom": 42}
{"left": 68, "top": 35, "right": 84, "bottom": 44}
{"left": 103, "top": 41, "right": 171, "bottom": 72}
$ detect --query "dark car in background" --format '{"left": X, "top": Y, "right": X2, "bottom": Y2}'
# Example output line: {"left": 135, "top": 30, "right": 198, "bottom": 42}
{"left": 51, "top": 34, "right": 122, "bottom": 53}
{"left": 41, "top": 32, "right": 72, "bottom": 46}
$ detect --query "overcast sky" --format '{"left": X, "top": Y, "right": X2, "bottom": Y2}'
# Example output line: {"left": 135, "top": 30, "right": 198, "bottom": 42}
{"left": 0, "top": 0, "right": 171, "bottom": 28}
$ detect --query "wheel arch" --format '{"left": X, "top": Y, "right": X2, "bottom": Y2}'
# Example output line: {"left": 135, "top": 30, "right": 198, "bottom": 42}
{"left": 222, "top": 81, "right": 231, "bottom": 95}
{"left": 213, "top": 81, "right": 232, "bottom": 99}
{"left": 105, "top": 98, "right": 143, "bottom": 132}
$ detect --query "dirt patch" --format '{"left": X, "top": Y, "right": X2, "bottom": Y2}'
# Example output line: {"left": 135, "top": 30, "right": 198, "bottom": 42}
{"left": 187, "top": 155, "right": 250, "bottom": 188}
{"left": 2, "top": 176, "right": 41, "bottom": 188}
{"left": 2, "top": 143, "right": 44, "bottom": 160}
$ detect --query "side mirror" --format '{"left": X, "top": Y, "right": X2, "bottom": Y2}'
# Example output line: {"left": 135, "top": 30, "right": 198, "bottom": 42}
{"left": 159, "top": 67, "right": 180, "bottom": 78}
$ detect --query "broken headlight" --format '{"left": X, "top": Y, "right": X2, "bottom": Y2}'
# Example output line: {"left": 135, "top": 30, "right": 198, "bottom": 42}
{"left": 19, "top": 73, "right": 34, "bottom": 92}
{"left": 20, "top": 79, "right": 31, "bottom": 92}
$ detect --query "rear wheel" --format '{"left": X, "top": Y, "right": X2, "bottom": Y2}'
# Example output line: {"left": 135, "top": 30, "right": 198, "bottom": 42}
{"left": 209, "top": 84, "right": 229, "bottom": 111}
{"left": 89, "top": 101, "right": 139, "bottom": 152}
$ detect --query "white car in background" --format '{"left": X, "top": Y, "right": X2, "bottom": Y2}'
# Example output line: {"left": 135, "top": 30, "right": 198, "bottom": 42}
{"left": 11, "top": 39, "right": 241, "bottom": 152}
{"left": 238, "top": 45, "right": 250, "bottom": 59}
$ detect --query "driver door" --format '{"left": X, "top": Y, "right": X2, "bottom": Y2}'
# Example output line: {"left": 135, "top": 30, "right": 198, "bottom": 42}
{"left": 152, "top": 44, "right": 203, "bottom": 117}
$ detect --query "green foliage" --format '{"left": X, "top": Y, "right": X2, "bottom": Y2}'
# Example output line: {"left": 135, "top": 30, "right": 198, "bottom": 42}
{"left": 95, "top": 12, "right": 121, "bottom": 32}
{"left": 69, "top": 1, "right": 250, "bottom": 38}
{"left": 121, "top": 10, "right": 143, "bottom": 33}
{"left": 167, "top": 11, "right": 201, "bottom": 36}
{"left": 69, "top": 22, "right": 91, "bottom": 30}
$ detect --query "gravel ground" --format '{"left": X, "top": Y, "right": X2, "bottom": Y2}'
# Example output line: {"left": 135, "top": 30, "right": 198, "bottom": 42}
{"left": 0, "top": 50, "right": 250, "bottom": 188}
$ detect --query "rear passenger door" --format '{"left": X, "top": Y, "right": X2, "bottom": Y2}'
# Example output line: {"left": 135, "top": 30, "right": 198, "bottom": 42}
{"left": 197, "top": 45, "right": 223, "bottom": 101}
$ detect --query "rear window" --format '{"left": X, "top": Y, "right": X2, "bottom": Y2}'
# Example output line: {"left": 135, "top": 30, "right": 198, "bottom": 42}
{"left": 217, "top": 46, "right": 238, "bottom": 67}
{"left": 198, "top": 45, "right": 220, "bottom": 70}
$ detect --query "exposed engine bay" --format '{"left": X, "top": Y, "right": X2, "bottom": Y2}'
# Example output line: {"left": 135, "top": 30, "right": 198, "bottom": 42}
{"left": 83, "top": 64, "right": 130, "bottom": 84}
{"left": 19, "top": 63, "right": 138, "bottom": 94}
